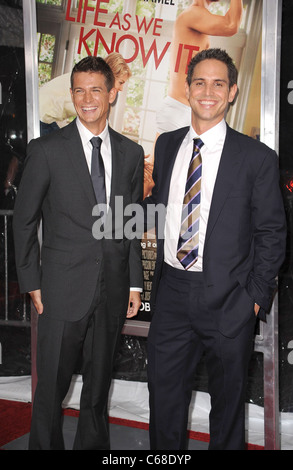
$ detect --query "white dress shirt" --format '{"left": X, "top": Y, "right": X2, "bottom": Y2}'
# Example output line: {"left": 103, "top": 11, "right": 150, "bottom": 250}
{"left": 164, "top": 119, "right": 227, "bottom": 271}
{"left": 76, "top": 117, "right": 112, "bottom": 207}
{"left": 76, "top": 117, "right": 141, "bottom": 292}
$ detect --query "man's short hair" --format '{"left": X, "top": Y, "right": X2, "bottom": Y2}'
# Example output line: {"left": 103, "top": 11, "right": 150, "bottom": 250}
{"left": 186, "top": 48, "right": 238, "bottom": 89}
{"left": 70, "top": 56, "right": 115, "bottom": 92}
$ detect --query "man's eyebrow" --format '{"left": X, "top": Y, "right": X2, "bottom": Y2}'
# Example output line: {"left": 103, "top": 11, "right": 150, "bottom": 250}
{"left": 214, "top": 79, "right": 228, "bottom": 83}
{"left": 192, "top": 77, "right": 228, "bottom": 83}
{"left": 73, "top": 85, "right": 103, "bottom": 91}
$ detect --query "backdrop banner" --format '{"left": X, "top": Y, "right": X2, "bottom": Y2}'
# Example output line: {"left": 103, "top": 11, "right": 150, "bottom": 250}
{"left": 36, "top": 0, "right": 263, "bottom": 321}
{"left": 35, "top": 0, "right": 274, "bottom": 406}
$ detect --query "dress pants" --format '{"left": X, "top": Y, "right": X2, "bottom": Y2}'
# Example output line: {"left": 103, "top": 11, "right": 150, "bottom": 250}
{"left": 147, "top": 263, "right": 256, "bottom": 450}
{"left": 29, "top": 272, "right": 124, "bottom": 450}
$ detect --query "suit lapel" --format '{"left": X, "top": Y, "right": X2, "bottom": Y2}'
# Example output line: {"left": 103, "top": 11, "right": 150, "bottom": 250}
{"left": 62, "top": 123, "right": 126, "bottom": 208}
{"left": 108, "top": 127, "right": 124, "bottom": 206}
{"left": 161, "top": 127, "right": 189, "bottom": 205}
{"left": 61, "top": 120, "right": 96, "bottom": 206}
{"left": 205, "top": 126, "right": 244, "bottom": 244}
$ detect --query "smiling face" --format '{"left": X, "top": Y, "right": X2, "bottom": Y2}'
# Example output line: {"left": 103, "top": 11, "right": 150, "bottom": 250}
{"left": 185, "top": 58, "right": 238, "bottom": 134}
{"left": 70, "top": 71, "right": 116, "bottom": 134}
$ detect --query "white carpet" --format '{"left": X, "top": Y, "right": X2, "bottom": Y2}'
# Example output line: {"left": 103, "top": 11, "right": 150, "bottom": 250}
{"left": 0, "top": 375, "right": 292, "bottom": 450}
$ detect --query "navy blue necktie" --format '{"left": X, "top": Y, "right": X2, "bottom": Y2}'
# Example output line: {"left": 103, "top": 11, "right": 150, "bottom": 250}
{"left": 90, "top": 137, "right": 106, "bottom": 204}
{"left": 177, "top": 138, "right": 204, "bottom": 270}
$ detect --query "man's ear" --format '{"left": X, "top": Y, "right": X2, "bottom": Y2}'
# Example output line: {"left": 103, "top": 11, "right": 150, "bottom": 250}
{"left": 109, "top": 87, "right": 118, "bottom": 104}
{"left": 228, "top": 84, "right": 238, "bottom": 104}
{"left": 185, "top": 80, "right": 190, "bottom": 102}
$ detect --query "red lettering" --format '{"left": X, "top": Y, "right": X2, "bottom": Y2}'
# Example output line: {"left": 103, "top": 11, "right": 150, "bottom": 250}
{"left": 175, "top": 43, "right": 183, "bottom": 73}
{"left": 122, "top": 13, "right": 131, "bottom": 32}
{"left": 174, "top": 44, "right": 199, "bottom": 73}
{"left": 76, "top": 0, "right": 83, "bottom": 23}
{"left": 116, "top": 35, "right": 139, "bottom": 63}
{"left": 66, "top": 0, "right": 109, "bottom": 26}
{"left": 109, "top": 13, "right": 132, "bottom": 31}
{"left": 77, "top": 27, "right": 95, "bottom": 55}
{"left": 109, "top": 12, "right": 121, "bottom": 29}
{"left": 135, "top": 16, "right": 163, "bottom": 36}
{"left": 94, "top": 30, "right": 116, "bottom": 56}
{"left": 139, "top": 37, "right": 170, "bottom": 69}
{"left": 183, "top": 44, "right": 200, "bottom": 73}
{"left": 65, "top": 0, "right": 75, "bottom": 22}
{"left": 135, "top": 16, "right": 155, "bottom": 35}
{"left": 93, "top": 0, "right": 109, "bottom": 27}
{"left": 153, "top": 18, "right": 163, "bottom": 37}
{"left": 82, "top": 0, "right": 95, "bottom": 24}
{"left": 77, "top": 28, "right": 171, "bottom": 69}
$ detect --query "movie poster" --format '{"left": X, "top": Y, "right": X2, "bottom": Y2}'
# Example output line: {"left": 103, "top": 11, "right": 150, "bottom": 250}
{"left": 36, "top": 0, "right": 263, "bottom": 321}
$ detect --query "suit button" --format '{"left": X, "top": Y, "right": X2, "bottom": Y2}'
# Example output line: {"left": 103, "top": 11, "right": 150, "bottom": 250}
{"left": 96, "top": 259, "right": 99, "bottom": 264}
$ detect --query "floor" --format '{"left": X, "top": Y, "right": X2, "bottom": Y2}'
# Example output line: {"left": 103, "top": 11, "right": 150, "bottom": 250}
{"left": 1, "top": 415, "right": 208, "bottom": 451}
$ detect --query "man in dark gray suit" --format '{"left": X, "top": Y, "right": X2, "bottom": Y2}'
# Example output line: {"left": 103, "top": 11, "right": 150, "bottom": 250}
{"left": 143, "top": 48, "right": 286, "bottom": 450}
{"left": 13, "top": 56, "right": 144, "bottom": 450}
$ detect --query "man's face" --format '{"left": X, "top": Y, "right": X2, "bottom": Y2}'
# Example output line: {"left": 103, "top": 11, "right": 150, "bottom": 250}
{"left": 70, "top": 71, "right": 116, "bottom": 133}
{"left": 185, "top": 59, "right": 237, "bottom": 133}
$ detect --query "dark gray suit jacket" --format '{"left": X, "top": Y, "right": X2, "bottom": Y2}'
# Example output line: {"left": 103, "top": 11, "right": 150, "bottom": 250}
{"left": 13, "top": 119, "right": 144, "bottom": 323}
{"left": 143, "top": 124, "right": 287, "bottom": 338}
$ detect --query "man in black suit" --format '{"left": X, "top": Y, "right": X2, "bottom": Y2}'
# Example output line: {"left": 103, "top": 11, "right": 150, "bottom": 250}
{"left": 143, "top": 48, "right": 286, "bottom": 450}
{"left": 13, "top": 56, "right": 144, "bottom": 450}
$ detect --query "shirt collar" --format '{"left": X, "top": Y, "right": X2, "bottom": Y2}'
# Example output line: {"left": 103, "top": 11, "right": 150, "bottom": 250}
{"left": 76, "top": 117, "right": 110, "bottom": 149}
{"left": 189, "top": 119, "right": 227, "bottom": 150}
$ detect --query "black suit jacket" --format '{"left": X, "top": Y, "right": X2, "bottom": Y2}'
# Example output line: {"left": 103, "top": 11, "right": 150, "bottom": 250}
{"left": 144, "top": 124, "right": 287, "bottom": 338}
{"left": 13, "top": 119, "right": 144, "bottom": 323}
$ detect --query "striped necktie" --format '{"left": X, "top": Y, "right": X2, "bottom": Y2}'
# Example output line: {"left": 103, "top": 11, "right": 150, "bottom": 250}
{"left": 90, "top": 136, "right": 106, "bottom": 204}
{"left": 177, "top": 138, "right": 204, "bottom": 270}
